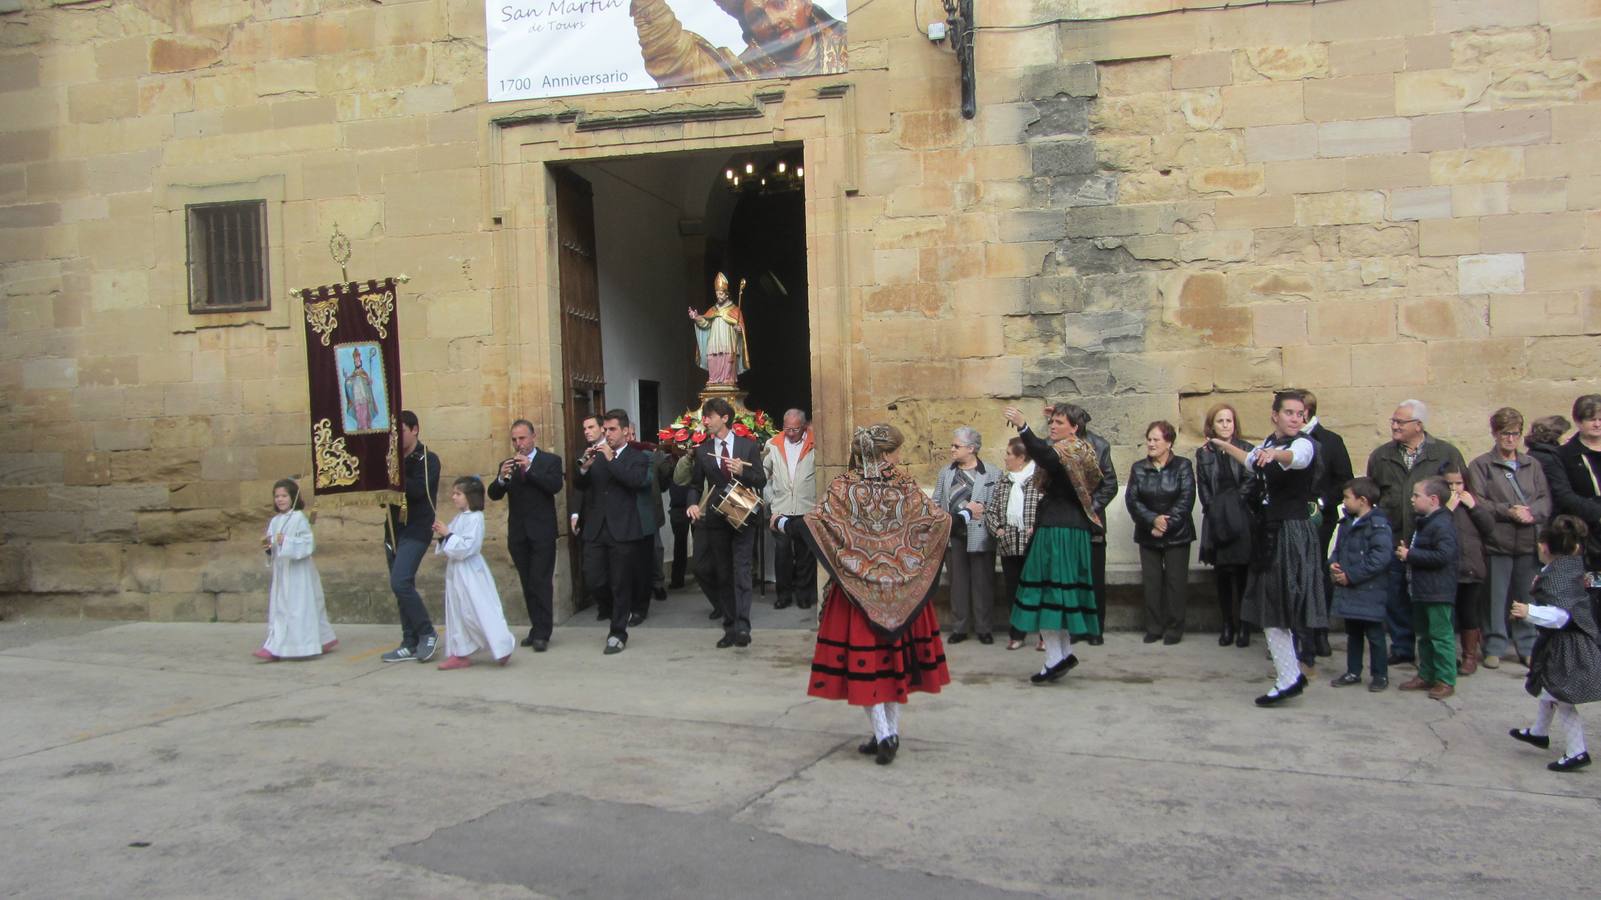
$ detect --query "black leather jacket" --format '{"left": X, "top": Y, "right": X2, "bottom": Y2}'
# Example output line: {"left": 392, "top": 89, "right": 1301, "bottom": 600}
{"left": 1125, "top": 455, "right": 1196, "bottom": 548}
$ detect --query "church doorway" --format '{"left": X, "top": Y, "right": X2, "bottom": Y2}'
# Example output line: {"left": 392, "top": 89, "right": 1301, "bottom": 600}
{"left": 556, "top": 145, "right": 813, "bottom": 436}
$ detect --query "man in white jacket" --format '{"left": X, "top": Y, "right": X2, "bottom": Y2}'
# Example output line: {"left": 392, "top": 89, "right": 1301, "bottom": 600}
{"left": 764, "top": 409, "right": 818, "bottom": 609}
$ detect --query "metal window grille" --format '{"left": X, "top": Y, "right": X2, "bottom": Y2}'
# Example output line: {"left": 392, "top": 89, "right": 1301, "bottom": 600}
{"left": 185, "top": 200, "right": 269, "bottom": 313}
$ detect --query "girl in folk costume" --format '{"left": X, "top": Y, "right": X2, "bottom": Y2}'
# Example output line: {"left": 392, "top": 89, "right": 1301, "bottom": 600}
{"left": 1001, "top": 405, "right": 1105, "bottom": 685}
{"left": 1209, "top": 390, "right": 1327, "bottom": 706}
{"left": 256, "top": 479, "right": 337, "bottom": 661}
{"left": 771, "top": 425, "right": 952, "bottom": 765}
{"left": 431, "top": 477, "right": 517, "bottom": 670}
{"left": 1509, "top": 515, "right": 1601, "bottom": 772}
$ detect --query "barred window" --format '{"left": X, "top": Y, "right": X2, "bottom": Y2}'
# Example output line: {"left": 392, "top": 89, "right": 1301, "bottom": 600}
{"left": 185, "top": 200, "right": 269, "bottom": 313}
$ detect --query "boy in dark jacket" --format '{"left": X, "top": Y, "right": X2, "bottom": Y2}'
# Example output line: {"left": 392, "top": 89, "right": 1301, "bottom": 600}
{"left": 1330, "top": 478, "right": 1395, "bottom": 691}
{"left": 1398, "top": 477, "right": 1459, "bottom": 699}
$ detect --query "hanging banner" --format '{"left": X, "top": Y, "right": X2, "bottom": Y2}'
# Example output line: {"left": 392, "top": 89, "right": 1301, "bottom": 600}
{"left": 486, "top": 0, "right": 848, "bottom": 102}
{"left": 297, "top": 278, "right": 404, "bottom": 508}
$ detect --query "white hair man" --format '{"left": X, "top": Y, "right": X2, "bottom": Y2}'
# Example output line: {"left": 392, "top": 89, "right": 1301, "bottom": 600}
{"left": 764, "top": 409, "right": 818, "bottom": 610}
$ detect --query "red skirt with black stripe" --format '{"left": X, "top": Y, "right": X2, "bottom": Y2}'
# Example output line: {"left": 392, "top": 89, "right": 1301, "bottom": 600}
{"left": 807, "top": 584, "right": 951, "bottom": 706}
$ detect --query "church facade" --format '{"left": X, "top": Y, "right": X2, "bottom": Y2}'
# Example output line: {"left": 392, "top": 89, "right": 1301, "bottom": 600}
{"left": 2, "top": 0, "right": 1599, "bottom": 622}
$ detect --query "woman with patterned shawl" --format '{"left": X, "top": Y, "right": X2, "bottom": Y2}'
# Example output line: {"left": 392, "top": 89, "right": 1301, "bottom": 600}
{"left": 771, "top": 424, "right": 952, "bottom": 766}
{"left": 1003, "top": 406, "right": 1104, "bottom": 684}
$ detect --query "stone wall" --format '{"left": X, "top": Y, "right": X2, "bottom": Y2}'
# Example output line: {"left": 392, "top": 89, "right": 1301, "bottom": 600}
{"left": 2, "top": 0, "right": 1599, "bottom": 620}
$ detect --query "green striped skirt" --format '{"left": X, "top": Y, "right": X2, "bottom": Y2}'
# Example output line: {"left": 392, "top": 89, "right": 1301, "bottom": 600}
{"left": 1010, "top": 525, "right": 1099, "bottom": 637}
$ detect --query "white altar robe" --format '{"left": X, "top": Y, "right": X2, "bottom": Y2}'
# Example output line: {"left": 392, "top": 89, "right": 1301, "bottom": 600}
{"left": 434, "top": 511, "right": 516, "bottom": 660}
{"left": 263, "top": 511, "right": 336, "bottom": 658}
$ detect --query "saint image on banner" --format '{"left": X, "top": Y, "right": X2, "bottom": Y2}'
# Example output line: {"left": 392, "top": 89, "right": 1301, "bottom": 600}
{"left": 632, "top": 0, "right": 847, "bottom": 89}
{"left": 688, "top": 272, "right": 749, "bottom": 386}
{"left": 336, "top": 342, "right": 390, "bottom": 435}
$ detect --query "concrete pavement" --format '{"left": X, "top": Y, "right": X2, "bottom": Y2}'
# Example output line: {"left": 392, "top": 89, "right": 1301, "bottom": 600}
{"left": 2, "top": 598, "right": 1597, "bottom": 898}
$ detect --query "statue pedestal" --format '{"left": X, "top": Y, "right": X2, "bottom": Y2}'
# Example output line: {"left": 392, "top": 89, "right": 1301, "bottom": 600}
{"left": 698, "top": 382, "right": 750, "bottom": 414}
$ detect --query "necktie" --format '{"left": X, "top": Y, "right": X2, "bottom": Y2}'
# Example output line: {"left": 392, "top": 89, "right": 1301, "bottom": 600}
{"left": 719, "top": 439, "right": 730, "bottom": 476}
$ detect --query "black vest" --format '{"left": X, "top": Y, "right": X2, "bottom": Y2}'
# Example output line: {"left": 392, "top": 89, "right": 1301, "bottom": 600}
{"left": 1256, "top": 435, "right": 1316, "bottom": 522}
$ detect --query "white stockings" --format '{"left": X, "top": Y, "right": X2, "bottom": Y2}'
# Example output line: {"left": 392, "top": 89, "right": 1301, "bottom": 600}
{"left": 866, "top": 702, "right": 902, "bottom": 741}
{"left": 1533, "top": 693, "right": 1588, "bottom": 758}
{"left": 1265, "top": 627, "right": 1301, "bottom": 692}
{"left": 1040, "top": 630, "right": 1074, "bottom": 673}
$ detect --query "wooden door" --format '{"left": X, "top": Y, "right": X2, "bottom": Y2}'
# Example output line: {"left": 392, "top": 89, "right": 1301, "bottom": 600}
{"left": 555, "top": 168, "right": 604, "bottom": 605}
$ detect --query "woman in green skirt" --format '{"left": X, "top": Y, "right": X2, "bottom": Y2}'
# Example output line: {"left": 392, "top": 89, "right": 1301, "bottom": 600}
{"left": 1003, "top": 405, "right": 1105, "bottom": 684}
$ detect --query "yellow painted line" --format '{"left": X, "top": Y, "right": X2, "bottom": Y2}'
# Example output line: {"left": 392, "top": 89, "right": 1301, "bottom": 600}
{"left": 344, "top": 645, "right": 388, "bottom": 663}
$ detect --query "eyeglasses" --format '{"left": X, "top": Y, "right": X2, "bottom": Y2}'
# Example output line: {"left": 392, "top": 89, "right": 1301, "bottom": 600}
{"left": 1390, "top": 417, "right": 1420, "bottom": 426}
{"left": 1496, "top": 430, "right": 1523, "bottom": 437}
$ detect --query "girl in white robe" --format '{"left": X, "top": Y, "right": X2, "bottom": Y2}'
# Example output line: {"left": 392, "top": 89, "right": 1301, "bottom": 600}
{"left": 257, "top": 479, "right": 337, "bottom": 661}
{"left": 432, "top": 476, "right": 516, "bottom": 669}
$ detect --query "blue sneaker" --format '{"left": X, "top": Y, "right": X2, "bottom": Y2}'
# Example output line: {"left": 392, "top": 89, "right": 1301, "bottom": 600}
{"left": 416, "top": 633, "right": 439, "bottom": 663}
{"left": 380, "top": 646, "right": 415, "bottom": 663}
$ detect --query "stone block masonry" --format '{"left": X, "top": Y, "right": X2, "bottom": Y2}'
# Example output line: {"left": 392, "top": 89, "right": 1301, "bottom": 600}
{"left": 2, "top": 0, "right": 1601, "bottom": 621}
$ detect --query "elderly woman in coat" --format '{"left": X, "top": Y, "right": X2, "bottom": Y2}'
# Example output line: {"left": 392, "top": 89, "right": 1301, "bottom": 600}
{"left": 1468, "top": 407, "right": 1553, "bottom": 670}
{"left": 1127, "top": 420, "right": 1197, "bottom": 645}
{"left": 933, "top": 426, "right": 1001, "bottom": 644}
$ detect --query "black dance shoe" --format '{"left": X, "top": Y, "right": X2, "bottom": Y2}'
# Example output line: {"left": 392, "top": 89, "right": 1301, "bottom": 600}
{"left": 858, "top": 737, "right": 878, "bottom": 755}
{"left": 1254, "top": 675, "right": 1308, "bottom": 707}
{"left": 707, "top": 608, "right": 723, "bottom": 620}
{"left": 1235, "top": 628, "right": 1251, "bottom": 649}
{"left": 1548, "top": 752, "right": 1591, "bottom": 772}
{"left": 1219, "top": 623, "right": 1235, "bottom": 646}
{"left": 521, "top": 632, "right": 537, "bottom": 647}
{"left": 628, "top": 612, "right": 646, "bottom": 627}
{"left": 733, "top": 632, "right": 751, "bottom": 647}
{"left": 948, "top": 633, "right": 969, "bottom": 644}
{"left": 977, "top": 633, "right": 994, "bottom": 645}
{"left": 875, "top": 735, "right": 899, "bottom": 766}
{"left": 1142, "top": 633, "right": 1162, "bottom": 644}
{"left": 774, "top": 597, "right": 793, "bottom": 610}
{"left": 1509, "top": 728, "right": 1551, "bottom": 749}
{"left": 1086, "top": 634, "right": 1104, "bottom": 646}
{"left": 716, "top": 634, "right": 735, "bottom": 649}
{"left": 1030, "top": 654, "right": 1079, "bottom": 684}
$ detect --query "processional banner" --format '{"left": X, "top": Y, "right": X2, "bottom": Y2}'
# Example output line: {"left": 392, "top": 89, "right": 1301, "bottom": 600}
{"left": 296, "top": 278, "right": 404, "bottom": 508}
{"left": 486, "top": 0, "right": 847, "bottom": 102}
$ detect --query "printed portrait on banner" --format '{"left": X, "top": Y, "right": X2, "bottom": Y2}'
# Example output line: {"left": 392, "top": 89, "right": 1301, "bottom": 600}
{"left": 486, "top": 0, "right": 847, "bottom": 102}
{"left": 336, "top": 342, "right": 390, "bottom": 435}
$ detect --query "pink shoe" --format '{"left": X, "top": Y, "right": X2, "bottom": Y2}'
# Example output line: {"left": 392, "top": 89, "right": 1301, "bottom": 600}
{"left": 496, "top": 655, "right": 510, "bottom": 666}
{"left": 253, "top": 648, "right": 277, "bottom": 661}
{"left": 437, "top": 655, "right": 472, "bottom": 670}
{"left": 321, "top": 640, "right": 339, "bottom": 653}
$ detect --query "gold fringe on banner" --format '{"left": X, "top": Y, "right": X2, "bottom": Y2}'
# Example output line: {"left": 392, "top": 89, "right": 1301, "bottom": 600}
{"left": 310, "top": 490, "right": 406, "bottom": 512}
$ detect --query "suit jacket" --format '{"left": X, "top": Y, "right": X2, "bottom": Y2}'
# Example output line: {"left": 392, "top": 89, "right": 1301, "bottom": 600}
{"left": 574, "top": 444, "right": 654, "bottom": 543}
{"left": 487, "top": 448, "right": 564, "bottom": 543}
{"left": 687, "top": 432, "right": 767, "bottom": 530}
{"left": 1305, "top": 419, "right": 1353, "bottom": 527}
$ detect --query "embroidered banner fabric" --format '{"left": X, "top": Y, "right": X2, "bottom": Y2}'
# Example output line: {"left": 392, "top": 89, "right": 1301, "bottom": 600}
{"left": 297, "top": 278, "right": 403, "bottom": 508}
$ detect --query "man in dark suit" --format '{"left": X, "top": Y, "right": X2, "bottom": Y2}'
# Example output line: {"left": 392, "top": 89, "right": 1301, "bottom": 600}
{"left": 1299, "top": 389, "right": 1354, "bottom": 660}
{"left": 574, "top": 409, "right": 655, "bottom": 654}
{"left": 488, "top": 418, "right": 564, "bottom": 652}
{"left": 570, "top": 414, "right": 609, "bottom": 620}
{"left": 687, "top": 397, "right": 768, "bottom": 648}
